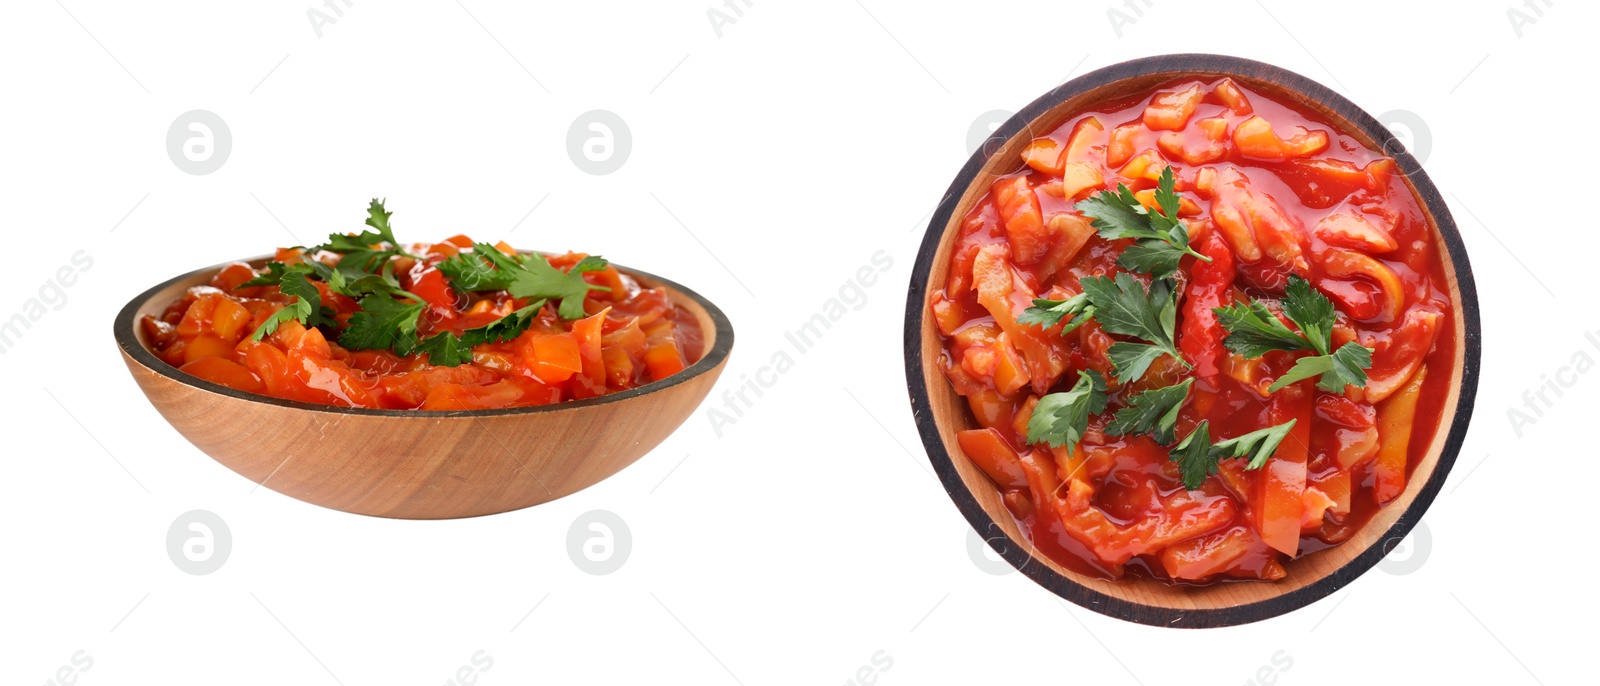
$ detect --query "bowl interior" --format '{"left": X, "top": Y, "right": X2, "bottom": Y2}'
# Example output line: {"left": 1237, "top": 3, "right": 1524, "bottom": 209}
{"left": 118, "top": 253, "right": 732, "bottom": 418}
{"left": 910, "top": 55, "right": 1477, "bottom": 626}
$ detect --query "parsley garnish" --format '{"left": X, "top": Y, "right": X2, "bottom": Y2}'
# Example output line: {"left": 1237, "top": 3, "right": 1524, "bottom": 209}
{"left": 1017, "top": 293, "right": 1095, "bottom": 333}
{"left": 507, "top": 254, "right": 609, "bottom": 320}
{"left": 1167, "top": 419, "right": 1298, "bottom": 489}
{"left": 1025, "top": 370, "right": 1107, "bottom": 456}
{"left": 1075, "top": 166, "right": 1209, "bottom": 278}
{"left": 1211, "top": 300, "right": 1312, "bottom": 357}
{"left": 438, "top": 243, "right": 524, "bottom": 291}
{"left": 241, "top": 261, "right": 296, "bottom": 288}
{"left": 1271, "top": 342, "right": 1373, "bottom": 393}
{"left": 246, "top": 265, "right": 336, "bottom": 341}
{"left": 1214, "top": 420, "right": 1298, "bottom": 470}
{"left": 440, "top": 244, "right": 608, "bottom": 320}
{"left": 1213, "top": 275, "right": 1374, "bottom": 392}
{"left": 403, "top": 301, "right": 549, "bottom": 367}
{"left": 1281, "top": 275, "right": 1334, "bottom": 354}
{"left": 1169, "top": 421, "right": 1215, "bottom": 490}
{"left": 459, "top": 301, "right": 546, "bottom": 346}
{"left": 339, "top": 294, "right": 426, "bottom": 353}
{"left": 410, "top": 331, "right": 473, "bottom": 367}
{"left": 1078, "top": 273, "right": 1189, "bottom": 383}
{"left": 239, "top": 199, "right": 605, "bottom": 369}
{"left": 307, "top": 199, "right": 408, "bottom": 276}
{"left": 1106, "top": 378, "right": 1192, "bottom": 445}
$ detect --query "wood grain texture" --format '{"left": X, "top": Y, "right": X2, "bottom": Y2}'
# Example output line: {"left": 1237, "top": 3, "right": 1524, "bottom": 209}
{"left": 903, "top": 54, "right": 1481, "bottom": 627}
{"left": 116, "top": 257, "right": 733, "bottom": 519}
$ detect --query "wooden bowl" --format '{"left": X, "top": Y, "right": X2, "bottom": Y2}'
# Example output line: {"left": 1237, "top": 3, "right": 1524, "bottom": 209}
{"left": 116, "top": 256, "right": 733, "bottom": 519}
{"left": 904, "top": 54, "right": 1480, "bottom": 627}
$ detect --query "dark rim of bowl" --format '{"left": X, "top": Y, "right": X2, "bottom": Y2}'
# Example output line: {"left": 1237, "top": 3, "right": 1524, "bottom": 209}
{"left": 116, "top": 254, "right": 735, "bottom": 418}
{"left": 902, "top": 53, "right": 1481, "bottom": 628}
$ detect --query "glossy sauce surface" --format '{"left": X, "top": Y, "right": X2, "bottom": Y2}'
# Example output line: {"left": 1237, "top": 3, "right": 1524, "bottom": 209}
{"left": 932, "top": 78, "right": 1454, "bottom": 583}
{"left": 142, "top": 237, "right": 704, "bottom": 410}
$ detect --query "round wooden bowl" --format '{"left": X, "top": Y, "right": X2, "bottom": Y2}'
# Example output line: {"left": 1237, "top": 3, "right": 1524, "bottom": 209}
{"left": 904, "top": 54, "right": 1480, "bottom": 627}
{"left": 116, "top": 256, "right": 733, "bottom": 519}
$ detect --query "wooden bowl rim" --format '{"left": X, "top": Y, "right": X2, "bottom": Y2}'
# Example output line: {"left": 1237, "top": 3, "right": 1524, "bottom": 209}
{"left": 902, "top": 53, "right": 1481, "bottom": 627}
{"left": 116, "top": 253, "right": 736, "bottom": 418}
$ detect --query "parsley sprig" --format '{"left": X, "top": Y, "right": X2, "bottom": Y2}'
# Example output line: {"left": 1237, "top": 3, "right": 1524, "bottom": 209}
{"left": 1017, "top": 274, "right": 1189, "bottom": 384}
{"left": 1079, "top": 273, "right": 1189, "bottom": 383}
{"left": 1213, "top": 275, "right": 1374, "bottom": 392}
{"left": 1025, "top": 370, "right": 1107, "bottom": 457}
{"left": 307, "top": 199, "right": 410, "bottom": 277}
{"left": 240, "top": 199, "right": 608, "bottom": 368}
{"left": 403, "top": 300, "right": 548, "bottom": 367}
{"left": 1169, "top": 421, "right": 1216, "bottom": 490}
{"left": 1105, "top": 378, "right": 1192, "bottom": 445}
{"left": 1017, "top": 293, "right": 1095, "bottom": 334}
{"left": 338, "top": 291, "right": 427, "bottom": 354}
{"left": 439, "top": 244, "right": 609, "bottom": 320}
{"left": 1076, "top": 166, "right": 1209, "bottom": 278}
{"left": 1168, "top": 419, "right": 1299, "bottom": 490}
{"left": 244, "top": 263, "right": 337, "bottom": 341}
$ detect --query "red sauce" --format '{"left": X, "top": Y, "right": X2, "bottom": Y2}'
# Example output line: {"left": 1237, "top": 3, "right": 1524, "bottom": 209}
{"left": 142, "top": 237, "right": 704, "bottom": 410}
{"left": 933, "top": 78, "right": 1454, "bottom": 583}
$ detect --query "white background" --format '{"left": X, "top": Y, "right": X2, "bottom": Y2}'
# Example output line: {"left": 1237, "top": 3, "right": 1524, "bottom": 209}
{"left": 1, "top": 1, "right": 1592, "bottom": 683}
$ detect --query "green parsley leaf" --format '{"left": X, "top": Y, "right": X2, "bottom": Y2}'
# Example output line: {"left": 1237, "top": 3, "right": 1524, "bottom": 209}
{"left": 335, "top": 247, "right": 403, "bottom": 277}
{"left": 1075, "top": 166, "right": 1208, "bottom": 276}
{"left": 305, "top": 199, "right": 407, "bottom": 276}
{"left": 1169, "top": 420, "right": 1215, "bottom": 490}
{"left": 1268, "top": 354, "right": 1333, "bottom": 393}
{"left": 338, "top": 294, "right": 425, "bottom": 354}
{"left": 362, "top": 198, "right": 398, "bottom": 247}
{"left": 1214, "top": 275, "right": 1338, "bottom": 356}
{"left": 317, "top": 198, "right": 399, "bottom": 250}
{"left": 440, "top": 245, "right": 608, "bottom": 320}
{"left": 457, "top": 301, "right": 546, "bottom": 347}
{"left": 1282, "top": 275, "right": 1335, "bottom": 355}
{"left": 404, "top": 301, "right": 549, "bottom": 367}
{"left": 1078, "top": 273, "right": 1188, "bottom": 382}
{"left": 570, "top": 255, "right": 609, "bottom": 274}
{"left": 1116, "top": 239, "right": 1193, "bottom": 278}
{"left": 1025, "top": 370, "right": 1107, "bottom": 455}
{"left": 1017, "top": 293, "right": 1095, "bottom": 334}
{"left": 507, "top": 253, "right": 610, "bottom": 320}
{"left": 1153, "top": 166, "right": 1182, "bottom": 220}
{"left": 250, "top": 298, "right": 311, "bottom": 342}
{"left": 1268, "top": 341, "right": 1373, "bottom": 393}
{"left": 315, "top": 259, "right": 420, "bottom": 304}
{"left": 1213, "top": 300, "right": 1313, "bottom": 357}
{"left": 1106, "top": 378, "right": 1193, "bottom": 445}
{"left": 1320, "top": 342, "right": 1374, "bottom": 392}
{"left": 438, "top": 243, "right": 521, "bottom": 292}
{"left": 1213, "top": 420, "right": 1298, "bottom": 470}
{"left": 1106, "top": 342, "right": 1168, "bottom": 385}
{"left": 248, "top": 269, "right": 333, "bottom": 341}
{"left": 1166, "top": 419, "right": 1300, "bottom": 490}
{"left": 1077, "top": 184, "right": 1157, "bottom": 241}
{"left": 412, "top": 331, "right": 473, "bottom": 367}
{"left": 240, "top": 261, "right": 303, "bottom": 288}
{"left": 1217, "top": 276, "right": 1373, "bottom": 392}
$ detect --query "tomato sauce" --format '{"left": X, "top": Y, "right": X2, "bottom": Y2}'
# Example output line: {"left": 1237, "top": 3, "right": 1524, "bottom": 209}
{"left": 933, "top": 78, "right": 1454, "bottom": 583}
{"left": 141, "top": 237, "right": 704, "bottom": 410}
